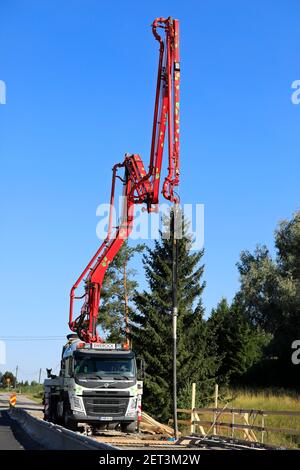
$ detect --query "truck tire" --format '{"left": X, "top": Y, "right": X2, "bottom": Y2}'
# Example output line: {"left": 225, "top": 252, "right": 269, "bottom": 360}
{"left": 107, "top": 423, "right": 117, "bottom": 431}
{"left": 62, "top": 395, "right": 77, "bottom": 431}
{"left": 46, "top": 396, "right": 58, "bottom": 424}
{"left": 121, "top": 420, "right": 137, "bottom": 433}
{"left": 64, "top": 412, "right": 77, "bottom": 432}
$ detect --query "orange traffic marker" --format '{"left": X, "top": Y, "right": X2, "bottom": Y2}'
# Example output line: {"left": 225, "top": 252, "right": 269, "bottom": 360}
{"left": 9, "top": 393, "right": 17, "bottom": 407}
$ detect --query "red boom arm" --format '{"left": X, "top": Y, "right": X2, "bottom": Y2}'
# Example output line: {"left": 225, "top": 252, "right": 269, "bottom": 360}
{"left": 69, "top": 17, "right": 180, "bottom": 343}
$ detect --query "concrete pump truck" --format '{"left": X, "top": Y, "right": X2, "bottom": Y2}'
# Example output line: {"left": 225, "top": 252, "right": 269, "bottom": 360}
{"left": 43, "top": 16, "right": 180, "bottom": 433}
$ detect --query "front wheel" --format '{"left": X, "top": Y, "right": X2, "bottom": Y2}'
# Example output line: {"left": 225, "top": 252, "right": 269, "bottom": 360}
{"left": 64, "top": 411, "right": 77, "bottom": 431}
{"left": 121, "top": 421, "right": 137, "bottom": 434}
{"left": 63, "top": 400, "right": 77, "bottom": 432}
{"left": 44, "top": 396, "right": 58, "bottom": 424}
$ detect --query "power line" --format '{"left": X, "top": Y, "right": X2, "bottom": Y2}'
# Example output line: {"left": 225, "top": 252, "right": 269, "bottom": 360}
{"left": 0, "top": 336, "right": 65, "bottom": 338}
{"left": 18, "top": 367, "right": 43, "bottom": 375}
{"left": 0, "top": 336, "right": 65, "bottom": 341}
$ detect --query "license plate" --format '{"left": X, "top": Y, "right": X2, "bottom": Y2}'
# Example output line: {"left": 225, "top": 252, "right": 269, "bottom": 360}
{"left": 99, "top": 417, "right": 113, "bottom": 421}
{"left": 92, "top": 343, "right": 116, "bottom": 350}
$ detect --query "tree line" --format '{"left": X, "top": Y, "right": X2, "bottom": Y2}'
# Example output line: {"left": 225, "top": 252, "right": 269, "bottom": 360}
{"left": 0, "top": 371, "right": 39, "bottom": 388}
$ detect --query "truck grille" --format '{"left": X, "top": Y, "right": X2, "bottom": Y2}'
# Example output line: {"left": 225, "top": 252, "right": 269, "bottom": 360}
{"left": 82, "top": 395, "right": 129, "bottom": 417}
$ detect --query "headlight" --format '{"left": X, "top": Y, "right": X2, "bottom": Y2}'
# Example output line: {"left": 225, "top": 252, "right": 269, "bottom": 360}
{"left": 73, "top": 396, "right": 84, "bottom": 412}
{"left": 126, "top": 397, "right": 137, "bottom": 417}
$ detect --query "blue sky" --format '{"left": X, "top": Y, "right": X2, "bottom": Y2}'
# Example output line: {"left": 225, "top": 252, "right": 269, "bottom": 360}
{"left": 0, "top": 0, "right": 299, "bottom": 381}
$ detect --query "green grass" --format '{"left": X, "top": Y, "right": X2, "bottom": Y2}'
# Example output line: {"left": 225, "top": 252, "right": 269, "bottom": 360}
{"left": 225, "top": 388, "right": 300, "bottom": 448}
{"left": 17, "top": 384, "right": 44, "bottom": 404}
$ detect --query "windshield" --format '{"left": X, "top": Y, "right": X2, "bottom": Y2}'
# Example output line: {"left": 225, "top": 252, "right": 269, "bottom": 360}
{"left": 74, "top": 355, "right": 135, "bottom": 378}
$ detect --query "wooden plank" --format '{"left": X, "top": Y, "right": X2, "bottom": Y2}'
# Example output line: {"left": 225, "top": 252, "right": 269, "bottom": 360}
{"left": 170, "top": 419, "right": 191, "bottom": 425}
{"left": 253, "top": 410, "right": 300, "bottom": 417}
{"left": 192, "top": 420, "right": 300, "bottom": 436}
{"left": 191, "top": 383, "right": 196, "bottom": 434}
{"left": 213, "top": 384, "right": 218, "bottom": 436}
{"left": 178, "top": 407, "right": 300, "bottom": 417}
{"left": 95, "top": 437, "right": 175, "bottom": 446}
{"left": 243, "top": 413, "right": 258, "bottom": 442}
{"left": 141, "top": 411, "right": 175, "bottom": 436}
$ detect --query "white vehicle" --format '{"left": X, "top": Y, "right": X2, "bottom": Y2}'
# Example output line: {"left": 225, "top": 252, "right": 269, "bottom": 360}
{"left": 44, "top": 335, "right": 143, "bottom": 433}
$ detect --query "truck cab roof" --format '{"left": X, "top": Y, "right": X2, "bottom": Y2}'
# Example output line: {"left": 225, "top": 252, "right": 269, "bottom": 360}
{"left": 62, "top": 339, "right": 134, "bottom": 360}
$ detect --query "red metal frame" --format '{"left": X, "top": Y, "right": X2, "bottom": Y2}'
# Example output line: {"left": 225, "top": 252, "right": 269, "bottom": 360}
{"left": 69, "top": 17, "right": 180, "bottom": 343}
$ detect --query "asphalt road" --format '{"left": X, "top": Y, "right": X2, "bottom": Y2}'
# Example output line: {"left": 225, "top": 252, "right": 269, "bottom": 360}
{"left": 0, "top": 393, "right": 43, "bottom": 450}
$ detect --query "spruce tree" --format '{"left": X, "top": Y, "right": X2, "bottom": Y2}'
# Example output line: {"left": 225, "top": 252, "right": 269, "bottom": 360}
{"left": 131, "top": 213, "right": 219, "bottom": 422}
{"left": 98, "top": 241, "right": 144, "bottom": 342}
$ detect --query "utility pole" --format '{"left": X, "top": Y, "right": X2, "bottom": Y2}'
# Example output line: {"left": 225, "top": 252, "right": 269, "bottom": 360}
{"left": 123, "top": 253, "right": 130, "bottom": 347}
{"left": 171, "top": 205, "right": 179, "bottom": 439}
{"left": 15, "top": 365, "right": 18, "bottom": 389}
{"left": 38, "top": 368, "right": 42, "bottom": 384}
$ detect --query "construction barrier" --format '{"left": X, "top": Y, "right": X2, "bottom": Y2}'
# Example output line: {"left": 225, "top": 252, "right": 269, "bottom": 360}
{"left": 9, "top": 407, "right": 117, "bottom": 450}
{"left": 9, "top": 393, "right": 17, "bottom": 407}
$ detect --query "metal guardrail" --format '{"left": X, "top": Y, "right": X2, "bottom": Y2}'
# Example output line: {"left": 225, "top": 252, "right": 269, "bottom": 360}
{"left": 9, "top": 408, "right": 118, "bottom": 450}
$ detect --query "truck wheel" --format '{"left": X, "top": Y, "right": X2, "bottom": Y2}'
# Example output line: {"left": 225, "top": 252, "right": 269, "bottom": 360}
{"left": 63, "top": 398, "right": 77, "bottom": 432}
{"left": 121, "top": 421, "right": 137, "bottom": 433}
{"left": 107, "top": 423, "right": 117, "bottom": 431}
{"left": 46, "top": 397, "right": 58, "bottom": 424}
{"left": 64, "top": 411, "right": 77, "bottom": 432}
{"left": 93, "top": 424, "right": 107, "bottom": 432}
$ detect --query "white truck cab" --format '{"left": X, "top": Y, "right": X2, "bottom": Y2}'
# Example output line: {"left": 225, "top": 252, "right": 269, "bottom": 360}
{"left": 44, "top": 335, "right": 143, "bottom": 433}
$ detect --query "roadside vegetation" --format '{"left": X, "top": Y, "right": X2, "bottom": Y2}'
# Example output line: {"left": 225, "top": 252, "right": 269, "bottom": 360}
{"left": 216, "top": 388, "right": 300, "bottom": 449}
{"left": 17, "top": 382, "right": 44, "bottom": 403}
{"left": 0, "top": 374, "right": 43, "bottom": 404}
{"left": 230, "top": 388, "right": 300, "bottom": 448}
